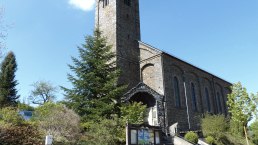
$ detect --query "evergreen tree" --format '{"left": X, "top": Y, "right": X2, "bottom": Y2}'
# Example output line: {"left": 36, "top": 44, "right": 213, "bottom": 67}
{"left": 0, "top": 51, "right": 19, "bottom": 107}
{"left": 62, "top": 30, "right": 125, "bottom": 122}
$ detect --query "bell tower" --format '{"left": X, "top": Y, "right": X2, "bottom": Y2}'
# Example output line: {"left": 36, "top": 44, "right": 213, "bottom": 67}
{"left": 95, "top": 0, "right": 141, "bottom": 89}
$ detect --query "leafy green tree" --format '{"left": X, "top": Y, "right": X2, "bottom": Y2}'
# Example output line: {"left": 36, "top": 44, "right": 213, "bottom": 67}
{"left": 29, "top": 80, "right": 57, "bottom": 105}
{"left": 118, "top": 102, "right": 147, "bottom": 143}
{"left": 250, "top": 120, "right": 258, "bottom": 144}
{"left": 62, "top": 29, "right": 125, "bottom": 122}
{"left": 229, "top": 119, "right": 243, "bottom": 137}
{"left": 120, "top": 102, "right": 147, "bottom": 124}
{"left": 80, "top": 117, "right": 122, "bottom": 145}
{"left": 79, "top": 102, "right": 146, "bottom": 145}
{"left": 0, "top": 51, "right": 19, "bottom": 107}
{"left": 227, "top": 82, "right": 257, "bottom": 145}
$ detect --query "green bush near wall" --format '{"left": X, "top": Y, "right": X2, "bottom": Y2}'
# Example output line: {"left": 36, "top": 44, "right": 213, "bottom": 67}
{"left": 184, "top": 131, "right": 198, "bottom": 144}
{"left": 205, "top": 136, "right": 215, "bottom": 145}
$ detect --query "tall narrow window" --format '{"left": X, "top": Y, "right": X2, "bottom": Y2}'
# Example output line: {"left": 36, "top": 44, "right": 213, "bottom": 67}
{"left": 216, "top": 92, "right": 222, "bottom": 113}
{"left": 124, "top": 0, "right": 131, "bottom": 6}
{"left": 191, "top": 83, "right": 197, "bottom": 111}
{"left": 103, "top": 0, "right": 109, "bottom": 7}
{"left": 205, "top": 88, "right": 211, "bottom": 112}
{"left": 174, "top": 77, "right": 181, "bottom": 108}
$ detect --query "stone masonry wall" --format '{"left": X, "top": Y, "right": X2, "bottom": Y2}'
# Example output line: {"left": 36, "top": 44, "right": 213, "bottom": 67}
{"left": 95, "top": 0, "right": 141, "bottom": 89}
{"left": 139, "top": 42, "right": 164, "bottom": 95}
{"left": 138, "top": 42, "right": 231, "bottom": 131}
{"left": 162, "top": 53, "right": 231, "bottom": 131}
{"left": 116, "top": 0, "right": 141, "bottom": 88}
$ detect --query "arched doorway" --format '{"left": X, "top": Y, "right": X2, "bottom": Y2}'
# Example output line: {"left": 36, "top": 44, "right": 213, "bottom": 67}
{"left": 123, "top": 83, "right": 165, "bottom": 129}
{"left": 129, "top": 92, "right": 158, "bottom": 126}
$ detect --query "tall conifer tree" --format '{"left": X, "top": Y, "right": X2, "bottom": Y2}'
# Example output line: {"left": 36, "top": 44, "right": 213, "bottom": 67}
{"left": 0, "top": 51, "right": 19, "bottom": 107}
{"left": 62, "top": 30, "right": 125, "bottom": 122}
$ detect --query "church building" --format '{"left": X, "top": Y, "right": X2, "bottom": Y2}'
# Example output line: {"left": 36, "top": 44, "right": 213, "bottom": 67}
{"left": 95, "top": 0, "right": 231, "bottom": 133}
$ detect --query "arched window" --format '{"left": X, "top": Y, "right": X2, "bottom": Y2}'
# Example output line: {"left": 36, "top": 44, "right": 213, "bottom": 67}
{"left": 205, "top": 88, "right": 211, "bottom": 112}
{"left": 173, "top": 77, "right": 181, "bottom": 107}
{"left": 216, "top": 92, "right": 222, "bottom": 113}
{"left": 191, "top": 83, "right": 197, "bottom": 111}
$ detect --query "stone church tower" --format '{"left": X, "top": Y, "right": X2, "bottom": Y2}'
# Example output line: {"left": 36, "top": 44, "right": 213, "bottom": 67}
{"left": 95, "top": 0, "right": 141, "bottom": 89}
{"left": 95, "top": 0, "right": 232, "bottom": 134}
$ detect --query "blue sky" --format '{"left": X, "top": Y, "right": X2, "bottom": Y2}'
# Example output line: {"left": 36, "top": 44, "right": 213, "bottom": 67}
{"left": 1, "top": 0, "right": 258, "bottom": 103}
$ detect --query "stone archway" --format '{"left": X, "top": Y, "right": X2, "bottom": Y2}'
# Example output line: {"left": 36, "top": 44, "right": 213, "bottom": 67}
{"left": 123, "top": 83, "right": 165, "bottom": 130}
{"left": 129, "top": 92, "right": 156, "bottom": 107}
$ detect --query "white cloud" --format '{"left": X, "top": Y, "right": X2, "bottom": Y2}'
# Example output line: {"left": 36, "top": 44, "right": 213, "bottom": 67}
{"left": 69, "top": 0, "right": 95, "bottom": 11}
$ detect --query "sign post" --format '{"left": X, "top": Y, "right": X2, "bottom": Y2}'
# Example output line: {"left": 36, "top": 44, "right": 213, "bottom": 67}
{"left": 126, "top": 123, "right": 162, "bottom": 145}
{"left": 45, "top": 135, "right": 53, "bottom": 145}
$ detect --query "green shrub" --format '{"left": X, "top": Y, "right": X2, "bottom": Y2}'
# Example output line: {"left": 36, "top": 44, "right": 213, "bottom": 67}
{"left": 201, "top": 113, "right": 228, "bottom": 139}
{"left": 0, "top": 123, "right": 43, "bottom": 145}
{"left": 184, "top": 131, "right": 198, "bottom": 144}
{"left": 18, "top": 102, "right": 34, "bottom": 111}
{"left": 79, "top": 102, "right": 147, "bottom": 145}
{"left": 0, "top": 107, "right": 43, "bottom": 144}
{"left": 0, "top": 107, "right": 24, "bottom": 125}
{"left": 205, "top": 136, "right": 215, "bottom": 145}
{"left": 81, "top": 118, "right": 121, "bottom": 145}
{"left": 32, "top": 102, "right": 81, "bottom": 144}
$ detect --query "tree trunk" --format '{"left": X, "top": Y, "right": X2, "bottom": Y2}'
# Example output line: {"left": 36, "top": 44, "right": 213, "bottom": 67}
{"left": 244, "top": 125, "right": 249, "bottom": 145}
